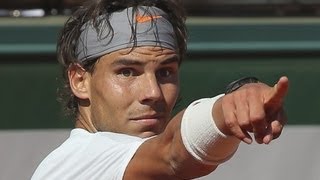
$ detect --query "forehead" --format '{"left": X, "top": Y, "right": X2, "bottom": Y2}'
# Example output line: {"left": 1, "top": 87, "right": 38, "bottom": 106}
{"left": 99, "top": 46, "right": 179, "bottom": 63}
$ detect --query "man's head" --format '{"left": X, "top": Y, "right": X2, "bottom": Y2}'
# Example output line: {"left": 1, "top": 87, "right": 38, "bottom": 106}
{"left": 57, "top": 0, "right": 187, "bottom": 137}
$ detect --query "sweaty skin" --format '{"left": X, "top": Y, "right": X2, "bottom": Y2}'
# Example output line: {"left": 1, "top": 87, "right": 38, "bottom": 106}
{"left": 68, "top": 46, "right": 289, "bottom": 179}
{"left": 70, "top": 47, "right": 180, "bottom": 138}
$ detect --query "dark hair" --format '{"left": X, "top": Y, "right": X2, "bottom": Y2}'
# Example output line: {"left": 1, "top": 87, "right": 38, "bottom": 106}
{"left": 57, "top": 0, "right": 187, "bottom": 119}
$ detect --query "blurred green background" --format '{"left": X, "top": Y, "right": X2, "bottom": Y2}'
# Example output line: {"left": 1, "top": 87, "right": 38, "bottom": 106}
{"left": 1, "top": 17, "right": 319, "bottom": 129}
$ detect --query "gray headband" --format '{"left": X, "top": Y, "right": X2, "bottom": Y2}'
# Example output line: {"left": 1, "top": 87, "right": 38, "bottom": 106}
{"left": 76, "top": 6, "right": 178, "bottom": 62}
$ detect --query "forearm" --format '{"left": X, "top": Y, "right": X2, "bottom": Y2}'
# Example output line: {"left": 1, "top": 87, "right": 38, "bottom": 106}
{"left": 179, "top": 94, "right": 240, "bottom": 165}
{"left": 127, "top": 95, "right": 241, "bottom": 179}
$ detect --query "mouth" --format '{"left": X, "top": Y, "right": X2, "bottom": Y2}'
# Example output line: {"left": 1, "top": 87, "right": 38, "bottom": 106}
{"left": 130, "top": 114, "right": 164, "bottom": 126}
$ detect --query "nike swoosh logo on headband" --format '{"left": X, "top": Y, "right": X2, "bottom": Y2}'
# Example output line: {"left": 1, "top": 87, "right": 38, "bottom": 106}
{"left": 136, "top": 14, "right": 162, "bottom": 23}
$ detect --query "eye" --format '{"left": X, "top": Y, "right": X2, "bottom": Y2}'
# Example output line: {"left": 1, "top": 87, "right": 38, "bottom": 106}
{"left": 157, "top": 68, "right": 172, "bottom": 78}
{"left": 119, "top": 68, "right": 134, "bottom": 77}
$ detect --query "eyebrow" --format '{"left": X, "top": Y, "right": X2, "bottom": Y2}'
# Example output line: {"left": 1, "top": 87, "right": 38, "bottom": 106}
{"left": 111, "top": 55, "right": 179, "bottom": 67}
{"left": 111, "top": 58, "right": 143, "bottom": 67}
{"left": 160, "top": 56, "right": 179, "bottom": 65}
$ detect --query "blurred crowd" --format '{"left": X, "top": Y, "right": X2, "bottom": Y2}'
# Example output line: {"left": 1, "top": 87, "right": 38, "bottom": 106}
{"left": 1, "top": 0, "right": 320, "bottom": 17}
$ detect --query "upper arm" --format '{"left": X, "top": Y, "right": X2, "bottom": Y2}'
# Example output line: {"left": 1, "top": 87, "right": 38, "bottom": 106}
{"left": 123, "top": 111, "right": 218, "bottom": 180}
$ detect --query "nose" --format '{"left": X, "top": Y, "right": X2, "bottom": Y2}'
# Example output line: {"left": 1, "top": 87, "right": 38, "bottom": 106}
{"left": 139, "top": 74, "right": 163, "bottom": 104}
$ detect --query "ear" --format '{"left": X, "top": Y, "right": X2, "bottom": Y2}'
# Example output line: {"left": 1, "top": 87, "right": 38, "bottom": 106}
{"left": 68, "top": 64, "right": 90, "bottom": 100}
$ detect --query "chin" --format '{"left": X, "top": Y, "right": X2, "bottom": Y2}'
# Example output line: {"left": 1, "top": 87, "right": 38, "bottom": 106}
{"left": 137, "top": 131, "right": 159, "bottom": 139}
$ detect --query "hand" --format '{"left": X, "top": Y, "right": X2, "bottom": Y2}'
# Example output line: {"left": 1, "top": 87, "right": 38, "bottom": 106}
{"left": 219, "top": 76, "right": 289, "bottom": 144}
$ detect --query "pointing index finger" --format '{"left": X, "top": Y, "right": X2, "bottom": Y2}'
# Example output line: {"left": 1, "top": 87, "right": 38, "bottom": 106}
{"left": 265, "top": 76, "right": 289, "bottom": 108}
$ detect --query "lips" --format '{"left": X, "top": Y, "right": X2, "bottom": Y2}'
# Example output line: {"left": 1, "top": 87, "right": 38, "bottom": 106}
{"left": 130, "top": 114, "right": 164, "bottom": 126}
{"left": 131, "top": 114, "right": 161, "bottom": 120}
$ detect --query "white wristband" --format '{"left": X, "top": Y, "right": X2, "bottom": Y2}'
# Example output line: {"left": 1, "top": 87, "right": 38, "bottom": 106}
{"left": 180, "top": 94, "right": 240, "bottom": 165}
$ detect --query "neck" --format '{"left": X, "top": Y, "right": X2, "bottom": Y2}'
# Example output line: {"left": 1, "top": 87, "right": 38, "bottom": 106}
{"left": 75, "top": 113, "right": 98, "bottom": 133}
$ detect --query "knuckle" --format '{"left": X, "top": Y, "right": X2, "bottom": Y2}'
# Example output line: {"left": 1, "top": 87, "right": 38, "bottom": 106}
{"left": 239, "top": 122, "right": 251, "bottom": 131}
{"left": 238, "top": 119, "right": 250, "bottom": 127}
{"left": 224, "top": 119, "right": 236, "bottom": 129}
{"left": 236, "top": 130, "right": 248, "bottom": 139}
{"left": 250, "top": 111, "right": 266, "bottom": 123}
{"left": 224, "top": 119, "right": 247, "bottom": 139}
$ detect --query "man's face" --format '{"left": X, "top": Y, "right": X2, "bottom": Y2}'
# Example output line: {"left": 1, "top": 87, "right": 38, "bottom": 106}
{"left": 84, "top": 46, "right": 180, "bottom": 138}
